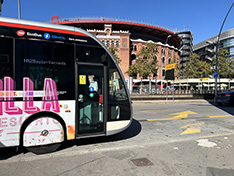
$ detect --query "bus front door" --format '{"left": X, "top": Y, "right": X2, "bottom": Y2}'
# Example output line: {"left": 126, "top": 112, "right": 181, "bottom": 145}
{"left": 77, "top": 64, "right": 105, "bottom": 135}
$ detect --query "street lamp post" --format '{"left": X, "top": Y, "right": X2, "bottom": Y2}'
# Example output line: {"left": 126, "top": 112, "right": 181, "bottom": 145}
{"left": 214, "top": 2, "right": 234, "bottom": 101}
{"left": 0, "top": 0, "right": 4, "bottom": 12}
{"left": 165, "top": 35, "right": 172, "bottom": 101}
{"left": 18, "top": 0, "right": 21, "bottom": 19}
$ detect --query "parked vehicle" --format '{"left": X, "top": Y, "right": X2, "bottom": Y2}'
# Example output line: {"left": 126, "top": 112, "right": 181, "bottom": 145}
{"left": 216, "top": 91, "right": 234, "bottom": 106}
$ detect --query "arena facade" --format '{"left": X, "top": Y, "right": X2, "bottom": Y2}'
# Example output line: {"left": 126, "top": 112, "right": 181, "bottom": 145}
{"left": 52, "top": 16, "right": 182, "bottom": 87}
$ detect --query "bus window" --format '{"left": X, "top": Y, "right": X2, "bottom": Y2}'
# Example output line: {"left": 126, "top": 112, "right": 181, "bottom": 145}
{"left": 109, "top": 70, "right": 127, "bottom": 100}
{"left": 0, "top": 38, "right": 13, "bottom": 80}
{"left": 76, "top": 45, "right": 106, "bottom": 63}
{"left": 15, "top": 39, "right": 75, "bottom": 100}
{"left": 108, "top": 60, "right": 131, "bottom": 121}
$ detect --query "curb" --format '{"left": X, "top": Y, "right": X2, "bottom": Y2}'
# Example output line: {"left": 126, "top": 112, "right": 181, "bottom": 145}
{"left": 132, "top": 99, "right": 214, "bottom": 105}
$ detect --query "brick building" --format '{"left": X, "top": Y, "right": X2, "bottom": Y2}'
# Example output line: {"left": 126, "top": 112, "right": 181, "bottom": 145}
{"left": 52, "top": 16, "right": 182, "bottom": 86}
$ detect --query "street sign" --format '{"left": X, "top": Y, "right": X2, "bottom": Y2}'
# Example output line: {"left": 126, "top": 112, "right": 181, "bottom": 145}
{"left": 199, "top": 78, "right": 209, "bottom": 81}
{"left": 214, "top": 71, "right": 218, "bottom": 78}
{"left": 165, "top": 63, "right": 175, "bottom": 80}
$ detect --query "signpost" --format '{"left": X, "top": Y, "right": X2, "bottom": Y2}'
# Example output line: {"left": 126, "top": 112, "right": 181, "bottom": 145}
{"left": 214, "top": 71, "right": 218, "bottom": 78}
{"left": 165, "top": 63, "right": 175, "bottom": 102}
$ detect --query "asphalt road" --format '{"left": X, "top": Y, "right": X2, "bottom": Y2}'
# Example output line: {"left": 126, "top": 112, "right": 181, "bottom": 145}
{"left": 1, "top": 101, "right": 234, "bottom": 176}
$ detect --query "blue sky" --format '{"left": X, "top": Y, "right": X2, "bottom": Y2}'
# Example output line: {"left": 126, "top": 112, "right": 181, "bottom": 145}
{"left": 1, "top": 0, "right": 234, "bottom": 44}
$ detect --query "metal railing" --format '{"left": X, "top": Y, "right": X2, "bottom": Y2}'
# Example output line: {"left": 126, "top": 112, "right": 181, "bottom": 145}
{"left": 56, "top": 16, "right": 176, "bottom": 33}
{"left": 131, "top": 85, "right": 216, "bottom": 95}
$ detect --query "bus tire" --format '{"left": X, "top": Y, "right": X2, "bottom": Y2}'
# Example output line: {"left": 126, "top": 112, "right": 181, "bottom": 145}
{"left": 21, "top": 114, "right": 66, "bottom": 154}
{"left": 26, "top": 143, "right": 61, "bottom": 154}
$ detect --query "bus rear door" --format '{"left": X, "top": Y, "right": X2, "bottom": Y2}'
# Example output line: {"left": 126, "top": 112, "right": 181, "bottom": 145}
{"left": 77, "top": 64, "right": 106, "bottom": 135}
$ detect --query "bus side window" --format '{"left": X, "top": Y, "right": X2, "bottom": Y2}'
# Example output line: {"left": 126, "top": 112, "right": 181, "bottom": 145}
{"left": 0, "top": 38, "right": 13, "bottom": 79}
{"left": 108, "top": 69, "right": 130, "bottom": 121}
{"left": 109, "top": 70, "right": 127, "bottom": 100}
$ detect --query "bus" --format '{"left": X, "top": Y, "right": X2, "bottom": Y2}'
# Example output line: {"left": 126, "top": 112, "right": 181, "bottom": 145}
{"left": 0, "top": 17, "right": 132, "bottom": 154}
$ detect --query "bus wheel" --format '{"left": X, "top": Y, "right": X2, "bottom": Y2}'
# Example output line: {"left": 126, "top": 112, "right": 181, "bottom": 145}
{"left": 26, "top": 143, "right": 61, "bottom": 154}
{"left": 22, "top": 117, "right": 65, "bottom": 154}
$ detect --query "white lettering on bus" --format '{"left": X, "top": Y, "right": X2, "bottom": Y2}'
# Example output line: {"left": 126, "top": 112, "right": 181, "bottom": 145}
{"left": 27, "top": 32, "right": 42, "bottom": 38}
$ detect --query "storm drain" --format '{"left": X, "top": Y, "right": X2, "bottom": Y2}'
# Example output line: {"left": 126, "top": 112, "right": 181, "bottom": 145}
{"left": 131, "top": 158, "right": 154, "bottom": 167}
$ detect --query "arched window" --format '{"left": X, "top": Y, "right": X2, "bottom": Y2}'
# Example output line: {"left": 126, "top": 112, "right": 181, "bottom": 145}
{"left": 111, "top": 41, "right": 114, "bottom": 47}
{"left": 131, "top": 54, "right": 136, "bottom": 64}
{"left": 162, "top": 69, "right": 165, "bottom": 76}
{"left": 153, "top": 48, "right": 158, "bottom": 53}
{"left": 162, "top": 57, "right": 165, "bottom": 64}
{"left": 134, "top": 45, "right": 137, "bottom": 51}
{"left": 106, "top": 29, "right": 110, "bottom": 35}
{"left": 168, "top": 58, "right": 171, "bottom": 64}
{"left": 106, "top": 41, "right": 109, "bottom": 47}
{"left": 116, "top": 41, "right": 119, "bottom": 48}
{"left": 102, "top": 40, "right": 105, "bottom": 45}
{"left": 168, "top": 50, "right": 172, "bottom": 55}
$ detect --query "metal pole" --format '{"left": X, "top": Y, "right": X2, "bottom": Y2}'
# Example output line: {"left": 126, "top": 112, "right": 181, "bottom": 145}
{"left": 165, "top": 35, "right": 171, "bottom": 101}
{"left": 214, "top": 2, "right": 234, "bottom": 101}
{"left": 173, "top": 80, "right": 175, "bottom": 103}
{"left": 18, "top": 0, "right": 21, "bottom": 19}
{"left": 0, "top": 0, "right": 3, "bottom": 13}
{"left": 166, "top": 81, "right": 168, "bottom": 100}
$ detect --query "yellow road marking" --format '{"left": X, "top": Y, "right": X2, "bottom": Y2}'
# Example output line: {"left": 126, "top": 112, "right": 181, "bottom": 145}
{"left": 170, "top": 111, "right": 198, "bottom": 118}
{"left": 208, "top": 115, "right": 233, "bottom": 118}
{"left": 180, "top": 122, "right": 204, "bottom": 135}
{"left": 200, "top": 133, "right": 234, "bottom": 139}
{"left": 147, "top": 114, "right": 234, "bottom": 121}
{"left": 147, "top": 111, "right": 198, "bottom": 121}
{"left": 180, "top": 128, "right": 201, "bottom": 135}
{"left": 180, "top": 122, "right": 205, "bottom": 129}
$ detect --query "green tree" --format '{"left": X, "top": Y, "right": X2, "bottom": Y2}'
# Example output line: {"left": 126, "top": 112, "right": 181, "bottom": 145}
{"left": 134, "top": 42, "right": 158, "bottom": 78}
{"left": 126, "top": 63, "right": 138, "bottom": 77}
{"left": 171, "top": 57, "right": 181, "bottom": 79}
{"left": 226, "top": 57, "right": 234, "bottom": 79}
{"left": 211, "top": 48, "right": 229, "bottom": 78}
{"left": 183, "top": 53, "right": 211, "bottom": 79}
{"left": 126, "top": 42, "right": 158, "bottom": 93}
{"left": 109, "top": 47, "right": 121, "bottom": 64}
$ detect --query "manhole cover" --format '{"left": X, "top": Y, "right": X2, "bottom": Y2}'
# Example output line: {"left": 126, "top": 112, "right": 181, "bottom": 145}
{"left": 131, "top": 158, "right": 154, "bottom": 167}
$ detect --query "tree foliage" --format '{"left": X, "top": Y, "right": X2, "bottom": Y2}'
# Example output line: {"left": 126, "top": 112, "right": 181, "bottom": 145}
{"left": 226, "top": 57, "right": 234, "bottom": 79}
{"left": 181, "top": 49, "right": 234, "bottom": 79}
{"left": 108, "top": 47, "right": 121, "bottom": 64}
{"left": 126, "top": 42, "right": 158, "bottom": 78}
{"left": 183, "top": 53, "right": 211, "bottom": 78}
{"left": 171, "top": 57, "right": 181, "bottom": 78}
{"left": 211, "top": 48, "right": 229, "bottom": 78}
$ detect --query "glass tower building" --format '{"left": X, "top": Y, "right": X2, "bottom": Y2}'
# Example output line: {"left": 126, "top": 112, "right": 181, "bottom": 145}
{"left": 194, "top": 28, "right": 234, "bottom": 61}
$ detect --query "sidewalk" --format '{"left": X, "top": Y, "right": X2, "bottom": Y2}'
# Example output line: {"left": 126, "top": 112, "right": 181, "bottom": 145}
{"left": 130, "top": 93, "right": 215, "bottom": 104}
{"left": 132, "top": 99, "right": 214, "bottom": 105}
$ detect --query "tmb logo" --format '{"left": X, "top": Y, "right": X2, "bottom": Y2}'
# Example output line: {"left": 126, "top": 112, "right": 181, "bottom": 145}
{"left": 16, "top": 30, "right": 25, "bottom": 36}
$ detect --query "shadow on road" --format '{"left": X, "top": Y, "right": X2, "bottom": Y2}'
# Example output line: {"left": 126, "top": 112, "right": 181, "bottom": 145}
{"left": 0, "top": 119, "right": 141, "bottom": 159}
{"left": 208, "top": 101, "right": 234, "bottom": 116}
{"left": 62, "top": 118, "right": 142, "bottom": 149}
{"left": 189, "top": 100, "right": 234, "bottom": 117}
